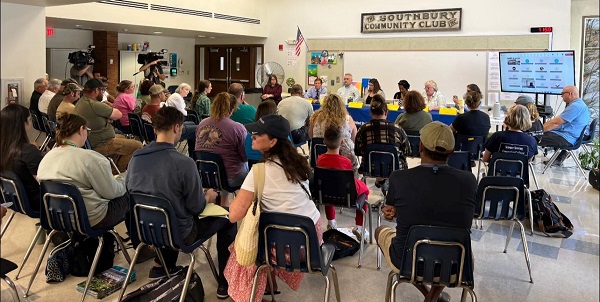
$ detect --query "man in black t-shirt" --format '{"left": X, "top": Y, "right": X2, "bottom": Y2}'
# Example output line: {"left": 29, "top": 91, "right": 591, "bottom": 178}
{"left": 375, "top": 121, "right": 477, "bottom": 302}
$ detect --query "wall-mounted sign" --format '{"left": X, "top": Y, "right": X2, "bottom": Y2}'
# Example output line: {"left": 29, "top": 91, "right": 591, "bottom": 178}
{"left": 361, "top": 8, "right": 462, "bottom": 33}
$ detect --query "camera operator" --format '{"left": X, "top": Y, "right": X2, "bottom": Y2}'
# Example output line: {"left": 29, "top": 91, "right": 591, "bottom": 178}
{"left": 70, "top": 55, "right": 95, "bottom": 86}
{"left": 139, "top": 59, "right": 166, "bottom": 85}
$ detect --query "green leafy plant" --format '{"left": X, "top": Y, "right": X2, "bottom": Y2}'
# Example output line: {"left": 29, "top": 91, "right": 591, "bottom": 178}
{"left": 285, "top": 77, "right": 295, "bottom": 88}
{"left": 579, "top": 138, "right": 599, "bottom": 171}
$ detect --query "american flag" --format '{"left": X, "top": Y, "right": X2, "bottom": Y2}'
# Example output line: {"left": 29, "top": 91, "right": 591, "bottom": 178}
{"left": 295, "top": 28, "right": 304, "bottom": 57}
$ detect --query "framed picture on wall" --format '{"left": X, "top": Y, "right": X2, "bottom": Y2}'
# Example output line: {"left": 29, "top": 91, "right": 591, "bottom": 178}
{"left": 307, "top": 64, "right": 318, "bottom": 85}
{"left": 580, "top": 16, "right": 599, "bottom": 118}
{"left": 1, "top": 77, "right": 24, "bottom": 107}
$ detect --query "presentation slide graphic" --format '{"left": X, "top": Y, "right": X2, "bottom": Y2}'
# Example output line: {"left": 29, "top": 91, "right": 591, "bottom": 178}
{"left": 499, "top": 51, "right": 575, "bottom": 95}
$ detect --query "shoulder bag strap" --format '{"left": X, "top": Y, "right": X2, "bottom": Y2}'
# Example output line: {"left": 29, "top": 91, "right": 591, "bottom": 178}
{"left": 251, "top": 163, "right": 266, "bottom": 215}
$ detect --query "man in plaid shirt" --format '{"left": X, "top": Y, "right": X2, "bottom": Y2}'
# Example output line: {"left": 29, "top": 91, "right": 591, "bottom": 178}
{"left": 355, "top": 94, "right": 412, "bottom": 173}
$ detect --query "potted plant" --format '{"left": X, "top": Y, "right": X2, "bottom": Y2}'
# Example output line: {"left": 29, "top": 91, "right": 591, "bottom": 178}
{"left": 579, "top": 138, "right": 599, "bottom": 190}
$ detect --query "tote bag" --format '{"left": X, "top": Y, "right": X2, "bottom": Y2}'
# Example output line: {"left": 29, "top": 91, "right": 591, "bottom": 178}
{"left": 234, "top": 163, "right": 265, "bottom": 266}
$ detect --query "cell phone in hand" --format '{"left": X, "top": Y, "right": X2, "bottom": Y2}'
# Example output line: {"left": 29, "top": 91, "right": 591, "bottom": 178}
{"left": 1, "top": 202, "right": 13, "bottom": 208}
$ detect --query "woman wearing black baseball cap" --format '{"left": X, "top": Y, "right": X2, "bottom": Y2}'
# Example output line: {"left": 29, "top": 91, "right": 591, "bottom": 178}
{"left": 224, "top": 114, "right": 321, "bottom": 301}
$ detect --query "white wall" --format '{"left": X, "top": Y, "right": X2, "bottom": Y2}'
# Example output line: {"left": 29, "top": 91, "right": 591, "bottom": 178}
{"left": 1, "top": 3, "right": 46, "bottom": 109}
{"left": 119, "top": 33, "right": 196, "bottom": 87}
{"left": 46, "top": 28, "right": 93, "bottom": 49}
{"left": 261, "top": 0, "right": 572, "bottom": 94}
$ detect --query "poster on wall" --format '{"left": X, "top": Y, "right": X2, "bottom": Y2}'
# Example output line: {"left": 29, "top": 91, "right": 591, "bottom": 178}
{"left": 487, "top": 52, "right": 501, "bottom": 95}
{"left": 310, "top": 52, "right": 322, "bottom": 64}
{"left": 307, "top": 64, "right": 318, "bottom": 85}
{"left": 327, "top": 53, "right": 337, "bottom": 65}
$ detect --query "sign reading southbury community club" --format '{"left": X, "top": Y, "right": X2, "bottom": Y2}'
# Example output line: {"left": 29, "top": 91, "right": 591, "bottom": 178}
{"left": 361, "top": 8, "right": 462, "bottom": 33}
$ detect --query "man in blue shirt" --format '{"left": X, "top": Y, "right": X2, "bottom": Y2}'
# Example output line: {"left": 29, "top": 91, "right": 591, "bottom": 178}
{"left": 539, "top": 85, "right": 590, "bottom": 166}
{"left": 304, "top": 78, "right": 328, "bottom": 102}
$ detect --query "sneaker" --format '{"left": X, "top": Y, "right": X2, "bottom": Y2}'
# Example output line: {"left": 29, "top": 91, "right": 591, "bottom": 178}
{"left": 148, "top": 265, "right": 183, "bottom": 280}
{"left": 216, "top": 283, "right": 229, "bottom": 299}
{"left": 352, "top": 227, "right": 370, "bottom": 243}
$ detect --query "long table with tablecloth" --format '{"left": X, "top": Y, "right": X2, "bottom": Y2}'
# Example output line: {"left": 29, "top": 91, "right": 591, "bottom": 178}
{"left": 311, "top": 104, "right": 456, "bottom": 126}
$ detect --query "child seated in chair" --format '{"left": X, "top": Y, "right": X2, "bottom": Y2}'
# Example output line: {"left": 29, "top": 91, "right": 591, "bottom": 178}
{"left": 318, "top": 125, "right": 370, "bottom": 241}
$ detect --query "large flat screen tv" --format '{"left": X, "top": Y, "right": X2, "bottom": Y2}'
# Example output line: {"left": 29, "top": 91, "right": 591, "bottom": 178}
{"left": 499, "top": 50, "right": 575, "bottom": 95}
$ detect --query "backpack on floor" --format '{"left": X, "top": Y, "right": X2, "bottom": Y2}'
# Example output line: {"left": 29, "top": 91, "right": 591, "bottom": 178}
{"left": 71, "top": 234, "right": 115, "bottom": 277}
{"left": 121, "top": 266, "right": 204, "bottom": 302}
{"left": 530, "top": 189, "right": 574, "bottom": 238}
{"left": 323, "top": 229, "right": 360, "bottom": 260}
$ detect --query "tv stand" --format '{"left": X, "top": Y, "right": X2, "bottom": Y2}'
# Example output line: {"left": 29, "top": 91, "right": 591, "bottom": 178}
{"left": 535, "top": 93, "right": 553, "bottom": 123}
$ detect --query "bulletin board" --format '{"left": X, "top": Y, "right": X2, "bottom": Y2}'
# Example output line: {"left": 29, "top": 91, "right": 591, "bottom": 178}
{"left": 305, "top": 49, "right": 345, "bottom": 93}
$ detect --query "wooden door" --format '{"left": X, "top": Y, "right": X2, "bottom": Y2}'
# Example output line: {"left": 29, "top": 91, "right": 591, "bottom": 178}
{"left": 202, "top": 46, "right": 258, "bottom": 97}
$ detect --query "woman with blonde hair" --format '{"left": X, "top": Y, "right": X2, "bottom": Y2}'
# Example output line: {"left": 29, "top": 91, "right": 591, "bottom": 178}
{"left": 165, "top": 82, "right": 191, "bottom": 116}
{"left": 195, "top": 92, "right": 247, "bottom": 204}
{"left": 309, "top": 93, "right": 359, "bottom": 175}
{"left": 514, "top": 95, "right": 544, "bottom": 140}
{"left": 482, "top": 104, "right": 538, "bottom": 162}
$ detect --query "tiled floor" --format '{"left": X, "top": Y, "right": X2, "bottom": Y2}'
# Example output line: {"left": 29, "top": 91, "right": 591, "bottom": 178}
{"left": 1, "top": 147, "right": 598, "bottom": 302}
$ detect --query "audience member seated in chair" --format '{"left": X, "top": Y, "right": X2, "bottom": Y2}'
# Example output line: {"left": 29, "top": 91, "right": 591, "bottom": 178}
{"left": 449, "top": 91, "right": 491, "bottom": 137}
{"left": 126, "top": 106, "right": 236, "bottom": 299}
{"left": 277, "top": 84, "right": 313, "bottom": 145}
{"left": 318, "top": 125, "right": 370, "bottom": 239}
{"left": 74, "top": 78, "right": 143, "bottom": 172}
{"left": 144, "top": 84, "right": 196, "bottom": 157}
{"left": 245, "top": 100, "right": 277, "bottom": 168}
{"left": 355, "top": 95, "right": 412, "bottom": 183}
{"left": 0, "top": 104, "right": 44, "bottom": 211}
{"left": 375, "top": 121, "right": 477, "bottom": 302}
{"left": 225, "top": 114, "right": 321, "bottom": 302}
{"left": 482, "top": 105, "right": 538, "bottom": 163}
{"left": 539, "top": 85, "right": 590, "bottom": 166}
{"left": 196, "top": 92, "right": 248, "bottom": 205}
{"left": 310, "top": 93, "right": 359, "bottom": 173}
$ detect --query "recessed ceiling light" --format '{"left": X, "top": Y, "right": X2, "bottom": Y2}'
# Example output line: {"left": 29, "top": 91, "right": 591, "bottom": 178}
{"left": 123, "top": 29, "right": 128, "bottom": 32}
{"left": 153, "top": 31, "right": 162, "bottom": 34}
{"left": 209, "top": 36, "right": 215, "bottom": 39}
{"left": 197, "top": 35, "right": 205, "bottom": 38}
{"left": 75, "top": 25, "right": 81, "bottom": 27}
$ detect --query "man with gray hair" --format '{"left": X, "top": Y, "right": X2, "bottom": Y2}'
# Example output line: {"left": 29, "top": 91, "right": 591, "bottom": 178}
{"left": 30, "top": 77, "right": 48, "bottom": 115}
{"left": 38, "top": 78, "right": 61, "bottom": 114}
{"left": 337, "top": 73, "right": 360, "bottom": 104}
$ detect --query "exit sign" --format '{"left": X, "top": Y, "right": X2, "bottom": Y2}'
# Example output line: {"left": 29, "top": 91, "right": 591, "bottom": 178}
{"left": 46, "top": 28, "right": 54, "bottom": 37}
{"left": 530, "top": 27, "right": 553, "bottom": 33}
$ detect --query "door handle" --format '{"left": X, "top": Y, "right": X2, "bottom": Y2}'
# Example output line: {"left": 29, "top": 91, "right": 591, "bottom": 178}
{"left": 230, "top": 79, "right": 250, "bottom": 83}
{"left": 208, "top": 78, "right": 227, "bottom": 81}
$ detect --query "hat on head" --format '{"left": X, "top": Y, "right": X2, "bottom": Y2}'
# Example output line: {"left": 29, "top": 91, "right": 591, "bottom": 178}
{"left": 62, "top": 83, "right": 82, "bottom": 95}
{"left": 61, "top": 78, "right": 78, "bottom": 86}
{"left": 515, "top": 95, "right": 534, "bottom": 105}
{"left": 245, "top": 114, "right": 290, "bottom": 140}
{"left": 83, "top": 78, "right": 105, "bottom": 90}
{"left": 420, "top": 121, "right": 455, "bottom": 153}
{"left": 149, "top": 84, "right": 167, "bottom": 96}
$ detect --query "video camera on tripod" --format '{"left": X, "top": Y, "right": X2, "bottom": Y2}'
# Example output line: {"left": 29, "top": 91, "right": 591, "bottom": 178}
{"left": 137, "top": 49, "right": 169, "bottom": 66}
{"left": 68, "top": 45, "right": 96, "bottom": 67}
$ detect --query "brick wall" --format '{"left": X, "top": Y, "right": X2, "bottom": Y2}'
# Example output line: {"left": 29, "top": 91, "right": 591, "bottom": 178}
{"left": 92, "top": 31, "right": 119, "bottom": 94}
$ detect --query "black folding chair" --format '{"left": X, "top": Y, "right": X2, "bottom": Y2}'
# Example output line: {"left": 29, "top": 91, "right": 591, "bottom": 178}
{"left": 186, "top": 109, "right": 200, "bottom": 125}
{"left": 455, "top": 135, "right": 486, "bottom": 181}
{"left": 309, "top": 137, "right": 327, "bottom": 168}
{"left": 448, "top": 151, "right": 472, "bottom": 171}
{"left": 311, "top": 167, "right": 370, "bottom": 267}
{"left": 0, "top": 172, "right": 43, "bottom": 280}
{"left": 385, "top": 225, "right": 477, "bottom": 302}
{"left": 476, "top": 176, "right": 533, "bottom": 283}
{"left": 249, "top": 212, "right": 341, "bottom": 302}
{"left": 542, "top": 125, "right": 591, "bottom": 180}
{"left": 25, "top": 181, "right": 131, "bottom": 301}
{"left": 128, "top": 113, "right": 146, "bottom": 143}
{"left": 117, "top": 193, "right": 218, "bottom": 302}
{"left": 143, "top": 122, "right": 156, "bottom": 142}
{"left": 405, "top": 130, "right": 421, "bottom": 158}
{"left": 1, "top": 258, "right": 20, "bottom": 302}
{"left": 194, "top": 151, "right": 241, "bottom": 204}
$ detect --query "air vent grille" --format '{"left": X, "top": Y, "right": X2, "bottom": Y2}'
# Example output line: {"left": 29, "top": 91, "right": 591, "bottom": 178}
{"left": 150, "top": 4, "right": 212, "bottom": 18}
{"left": 96, "top": 1, "right": 260, "bottom": 25}
{"left": 98, "top": 0, "right": 148, "bottom": 9}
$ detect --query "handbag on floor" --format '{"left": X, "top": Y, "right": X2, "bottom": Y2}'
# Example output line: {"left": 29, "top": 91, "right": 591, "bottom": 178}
{"left": 530, "top": 189, "right": 574, "bottom": 238}
{"left": 234, "top": 162, "right": 265, "bottom": 266}
{"left": 323, "top": 229, "right": 360, "bottom": 260}
{"left": 121, "top": 266, "right": 203, "bottom": 302}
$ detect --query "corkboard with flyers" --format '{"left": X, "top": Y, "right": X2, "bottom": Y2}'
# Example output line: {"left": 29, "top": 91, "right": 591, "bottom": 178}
{"left": 305, "top": 49, "right": 344, "bottom": 94}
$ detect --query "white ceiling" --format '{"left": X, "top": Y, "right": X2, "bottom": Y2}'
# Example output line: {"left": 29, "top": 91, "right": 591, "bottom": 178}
{"left": 1, "top": 0, "right": 95, "bottom": 6}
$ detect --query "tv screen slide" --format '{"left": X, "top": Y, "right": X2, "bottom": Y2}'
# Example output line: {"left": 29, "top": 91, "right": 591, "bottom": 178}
{"left": 499, "top": 51, "right": 575, "bottom": 95}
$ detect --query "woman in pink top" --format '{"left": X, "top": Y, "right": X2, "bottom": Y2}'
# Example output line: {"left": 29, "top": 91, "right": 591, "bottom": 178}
{"left": 113, "top": 80, "right": 136, "bottom": 132}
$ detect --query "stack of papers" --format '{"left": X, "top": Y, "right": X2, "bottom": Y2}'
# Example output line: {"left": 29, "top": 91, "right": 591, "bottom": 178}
{"left": 199, "top": 203, "right": 229, "bottom": 218}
